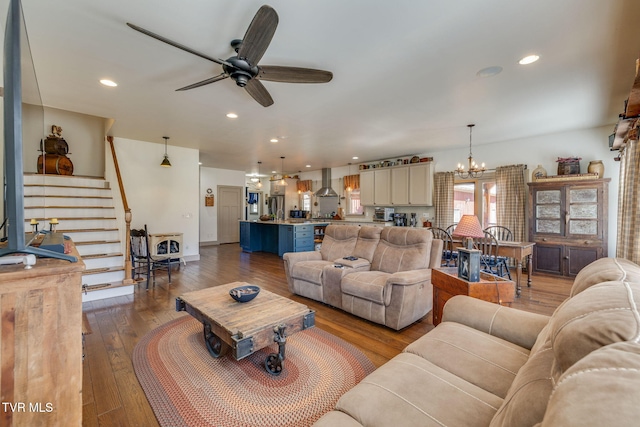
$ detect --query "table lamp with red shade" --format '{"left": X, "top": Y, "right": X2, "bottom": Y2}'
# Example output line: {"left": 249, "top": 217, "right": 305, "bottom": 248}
{"left": 452, "top": 215, "right": 484, "bottom": 281}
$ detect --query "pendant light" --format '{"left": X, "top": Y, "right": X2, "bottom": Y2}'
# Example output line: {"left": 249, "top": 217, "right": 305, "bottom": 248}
{"left": 455, "top": 124, "right": 485, "bottom": 179}
{"left": 279, "top": 156, "right": 288, "bottom": 186}
{"left": 160, "top": 136, "right": 171, "bottom": 167}
{"left": 256, "top": 161, "right": 263, "bottom": 188}
{"left": 346, "top": 162, "right": 353, "bottom": 192}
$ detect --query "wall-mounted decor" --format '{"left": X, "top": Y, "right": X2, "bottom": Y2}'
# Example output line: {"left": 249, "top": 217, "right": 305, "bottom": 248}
{"left": 205, "top": 188, "right": 214, "bottom": 206}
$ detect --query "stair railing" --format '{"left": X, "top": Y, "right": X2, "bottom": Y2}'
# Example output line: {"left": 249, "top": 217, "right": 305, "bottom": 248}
{"left": 107, "top": 136, "right": 133, "bottom": 285}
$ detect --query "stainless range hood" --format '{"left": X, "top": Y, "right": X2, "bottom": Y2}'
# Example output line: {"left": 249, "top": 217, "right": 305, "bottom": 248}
{"left": 314, "top": 168, "right": 339, "bottom": 197}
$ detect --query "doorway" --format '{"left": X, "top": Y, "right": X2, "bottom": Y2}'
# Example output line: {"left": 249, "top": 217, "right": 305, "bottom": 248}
{"left": 217, "top": 185, "right": 243, "bottom": 244}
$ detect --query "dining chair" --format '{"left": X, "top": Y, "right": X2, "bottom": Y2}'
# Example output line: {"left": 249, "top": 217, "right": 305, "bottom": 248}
{"left": 428, "top": 227, "right": 457, "bottom": 267}
{"left": 445, "top": 223, "right": 458, "bottom": 236}
{"left": 473, "top": 231, "right": 511, "bottom": 279}
{"left": 130, "top": 225, "right": 179, "bottom": 289}
{"left": 484, "top": 225, "right": 513, "bottom": 242}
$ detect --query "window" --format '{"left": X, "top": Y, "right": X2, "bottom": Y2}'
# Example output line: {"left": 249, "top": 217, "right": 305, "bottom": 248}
{"left": 348, "top": 189, "right": 363, "bottom": 215}
{"left": 248, "top": 192, "right": 259, "bottom": 214}
{"left": 301, "top": 192, "right": 312, "bottom": 212}
{"left": 454, "top": 175, "right": 496, "bottom": 228}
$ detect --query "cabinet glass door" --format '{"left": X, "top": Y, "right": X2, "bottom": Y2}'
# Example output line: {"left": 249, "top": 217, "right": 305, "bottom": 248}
{"left": 567, "top": 188, "right": 598, "bottom": 236}
{"left": 535, "top": 190, "right": 563, "bottom": 234}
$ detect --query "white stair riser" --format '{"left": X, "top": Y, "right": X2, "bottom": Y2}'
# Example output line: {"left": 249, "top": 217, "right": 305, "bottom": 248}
{"left": 24, "top": 175, "right": 108, "bottom": 188}
{"left": 23, "top": 218, "right": 117, "bottom": 231}
{"left": 82, "top": 285, "right": 134, "bottom": 303}
{"left": 24, "top": 186, "right": 111, "bottom": 197}
{"left": 82, "top": 270, "right": 125, "bottom": 286}
{"left": 76, "top": 242, "right": 123, "bottom": 256}
{"left": 24, "top": 207, "right": 115, "bottom": 219}
{"left": 24, "top": 197, "right": 113, "bottom": 208}
{"left": 62, "top": 230, "right": 119, "bottom": 243}
{"left": 83, "top": 256, "right": 124, "bottom": 270}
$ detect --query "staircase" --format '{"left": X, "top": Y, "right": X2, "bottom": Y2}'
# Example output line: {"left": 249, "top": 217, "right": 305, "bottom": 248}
{"left": 23, "top": 173, "right": 134, "bottom": 302}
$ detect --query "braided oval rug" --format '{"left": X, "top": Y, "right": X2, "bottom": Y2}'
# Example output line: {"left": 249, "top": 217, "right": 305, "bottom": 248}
{"left": 133, "top": 315, "right": 375, "bottom": 427}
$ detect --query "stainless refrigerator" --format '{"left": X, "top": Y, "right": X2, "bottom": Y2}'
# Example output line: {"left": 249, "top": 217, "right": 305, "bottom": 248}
{"left": 267, "top": 195, "right": 284, "bottom": 220}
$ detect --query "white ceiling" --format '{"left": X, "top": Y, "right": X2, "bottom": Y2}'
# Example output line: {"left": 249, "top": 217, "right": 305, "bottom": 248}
{"left": 8, "top": 0, "right": 640, "bottom": 176}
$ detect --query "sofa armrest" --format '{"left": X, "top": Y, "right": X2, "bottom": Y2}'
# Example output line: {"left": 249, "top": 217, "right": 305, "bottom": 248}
{"left": 386, "top": 269, "right": 431, "bottom": 287}
{"left": 282, "top": 251, "right": 323, "bottom": 290}
{"left": 442, "top": 295, "right": 550, "bottom": 350}
{"left": 335, "top": 257, "right": 371, "bottom": 269}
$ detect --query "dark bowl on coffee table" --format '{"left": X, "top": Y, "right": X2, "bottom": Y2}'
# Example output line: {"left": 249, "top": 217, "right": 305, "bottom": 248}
{"left": 229, "top": 285, "right": 260, "bottom": 303}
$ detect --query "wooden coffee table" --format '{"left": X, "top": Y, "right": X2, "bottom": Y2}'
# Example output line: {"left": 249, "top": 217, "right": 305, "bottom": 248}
{"left": 175, "top": 281, "right": 315, "bottom": 375}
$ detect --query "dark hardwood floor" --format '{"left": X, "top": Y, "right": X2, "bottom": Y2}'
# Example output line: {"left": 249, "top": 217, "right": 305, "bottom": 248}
{"left": 81, "top": 244, "right": 573, "bottom": 426}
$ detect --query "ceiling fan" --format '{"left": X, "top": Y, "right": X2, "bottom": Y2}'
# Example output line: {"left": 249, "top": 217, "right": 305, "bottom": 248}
{"left": 127, "top": 5, "right": 333, "bottom": 107}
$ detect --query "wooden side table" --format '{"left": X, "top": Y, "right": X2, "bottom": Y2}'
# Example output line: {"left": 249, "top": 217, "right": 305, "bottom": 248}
{"left": 432, "top": 267, "right": 515, "bottom": 326}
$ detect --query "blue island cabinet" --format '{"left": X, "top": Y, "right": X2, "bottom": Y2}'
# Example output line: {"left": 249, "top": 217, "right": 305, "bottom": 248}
{"left": 240, "top": 221, "right": 324, "bottom": 257}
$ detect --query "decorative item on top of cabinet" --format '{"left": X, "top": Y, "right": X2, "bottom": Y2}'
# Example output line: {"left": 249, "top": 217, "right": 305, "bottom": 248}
{"left": 587, "top": 160, "right": 604, "bottom": 178}
{"left": 531, "top": 164, "right": 547, "bottom": 181}
{"left": 528, "top": 178, "right": 609, "bottom": 277}
{"left": 556, "top": 157, "right": 581, "bottom": 175}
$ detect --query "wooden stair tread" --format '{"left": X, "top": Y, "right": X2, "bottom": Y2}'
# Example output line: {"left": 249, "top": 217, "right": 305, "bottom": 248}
{"left": 25, "top": 195, "right": 113, "bottom": 199}
{"left": 74, "top": 240, "right": 120, "bottom": 246}
{"left": 82, "top": 281, "right": 133, "bottom": 293}
{"left": 25, "top": 206, "right": 115, "bottom": 209}
{"left": 25, "top": 183, "right": 109, "bottom": 189}
{"left": 58, "top": 228, "right": 119, "bottom": 233}
{"left": 81, "top": 252, "right": 123, "bottom": 259}
{"left": 83, "top": 266, "right": 125, "bottom": 275}
{"left": 24, "top": 217, "right": 117, "bottom": 222}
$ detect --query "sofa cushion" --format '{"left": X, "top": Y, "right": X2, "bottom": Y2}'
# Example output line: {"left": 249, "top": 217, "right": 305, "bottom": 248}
{"left": 540, "top": 341, "right": 640, "bottom": 427}
{"left": 327, "top": 352, "right": 503, "bottom": 427}
{"left": 404, "top": 322, "right": 530, "bottom": 398}
{"left": 341, "top": 271, "right": 390, "bottom": 304}
{"left": 371, "top": 228, "right": 431, "bottom": 274}
{"left": 570, "top": 257, "right": 640, "bottom": 296}
{"left": 291, "top": 260, "right": 331, "bottom": 283}
{"left": 549, "top": 280, "right": 640, "bottom": 378}
{"left": 352, "top": 226, "right": 382, "bottom": 261}
{"left": 320, "top": 225, "right": 360, "bottom": 262}
{"left": 489, "top": 324, "right": 554, "bottom": 427}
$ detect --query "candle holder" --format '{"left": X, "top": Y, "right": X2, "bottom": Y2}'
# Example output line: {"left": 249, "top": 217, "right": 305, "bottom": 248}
{"left": 30, "top": 218, "right": 39, "bottom": 233}
{"left": 49, "top": 218, "right": 58, "bottom": 233}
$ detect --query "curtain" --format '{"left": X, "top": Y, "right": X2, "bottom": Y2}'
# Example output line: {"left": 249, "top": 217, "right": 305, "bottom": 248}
{"left": 433, "top": 172, "right": 454, "bottom": 229}
{"left": 247, "top": 193, "right": 258, "bottom": 204}
{"left": 617, "top": 140, "right": 640, "bottom": 263}
{"left": 344, "top": 174, "right": 360, "bottom": 190}
{"left": 297, "top": 180, "right": 313, "bottom": 193}
{"left": 495, "top": 164, "right": 527, "bottom": 242}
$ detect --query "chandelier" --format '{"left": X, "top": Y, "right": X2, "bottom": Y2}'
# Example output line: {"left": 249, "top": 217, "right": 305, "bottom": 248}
{"left": 456, "top": 124, "right": 485, "bottom": 179}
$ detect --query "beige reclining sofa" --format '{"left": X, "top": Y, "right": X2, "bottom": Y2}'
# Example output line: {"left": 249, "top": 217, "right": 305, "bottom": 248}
{"left": 313, "top": 257, "right": 640, "bottom": 426}
{"left": 283, "top": 224, "right": 443, "bottom": 330}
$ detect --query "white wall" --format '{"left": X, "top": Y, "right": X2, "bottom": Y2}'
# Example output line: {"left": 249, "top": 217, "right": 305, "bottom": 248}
{"left": 23, "top": 106, "right": 106, "bottom": 177}
{"left": 199, "top": 167, "right": 247, "bottom": 244}
{"left": 114, "top": 137, "right": 200, "bottom": 260}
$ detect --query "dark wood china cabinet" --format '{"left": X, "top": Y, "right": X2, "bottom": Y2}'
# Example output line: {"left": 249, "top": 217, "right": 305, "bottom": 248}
{"left": 528, "top": 178, "right": 609, "bottom": 277}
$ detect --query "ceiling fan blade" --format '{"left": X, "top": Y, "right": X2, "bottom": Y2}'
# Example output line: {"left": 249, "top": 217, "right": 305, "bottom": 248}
{"left": 175, "top": 73, "right": 229, "bottom": 91}
{"left": 237, "top": 5, "right": 278, "bottom": 66}
{"left": 244, "top": 79, "right": 274, "bottom": 107}
{"left": 127, "top": 23, "right": 232, "bottom": 67}
{"left": 258, "top": 66, "right": 333, "bottom": 83}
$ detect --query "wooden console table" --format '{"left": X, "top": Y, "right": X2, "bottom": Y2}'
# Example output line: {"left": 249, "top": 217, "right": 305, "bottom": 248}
{"left": 432, "top": 267, "right": 515, "bottom": 326}
{"left": 0, "top": 243, "right": 85, "bottom": 426}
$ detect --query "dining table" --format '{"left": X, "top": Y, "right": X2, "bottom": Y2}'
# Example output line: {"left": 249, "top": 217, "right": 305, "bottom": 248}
{"left": 453, "top": 239, "right": 535, "bottom": 297}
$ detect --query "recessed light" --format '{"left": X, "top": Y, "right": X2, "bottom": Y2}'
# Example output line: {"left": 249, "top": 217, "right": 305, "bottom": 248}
{"left": 270, "top": 138, "right": 279, "bottom": 143}
{"left": 226, "top": 113, "right": 238, "bottom": 119}
{"left": 476, "top": 66, "right": 503, "bottom": 78}
{"left": 306, "top": 164, "right": 311, "bottom": 168}
{"left": 519, "top": 55, "right": 540, "bottom": 65}
{"left": 99, "top": 79, "right": 117, "bottom": 87}
{"left": 352, "top": 156, "right": 359, "bottom": 160}
{"left": 271, "top": 170, "right": 277, "bottom": 174}
{"left": 198, "top": 162, "right": 202, "bottom": 165}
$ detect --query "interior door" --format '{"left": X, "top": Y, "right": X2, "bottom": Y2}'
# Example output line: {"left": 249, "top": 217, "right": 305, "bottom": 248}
{"left": 217, "top": 186, "right": 243, "bottom": 244}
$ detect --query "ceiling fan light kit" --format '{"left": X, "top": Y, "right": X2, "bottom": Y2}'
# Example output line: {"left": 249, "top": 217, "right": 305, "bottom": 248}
{"left": 127, "top": 5, "right": 333, "bottom": 107}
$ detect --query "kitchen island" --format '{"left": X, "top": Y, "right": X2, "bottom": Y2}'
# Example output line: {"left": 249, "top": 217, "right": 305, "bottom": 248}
{"left": 239, "top": 221, "right": 330, "bottom": 257}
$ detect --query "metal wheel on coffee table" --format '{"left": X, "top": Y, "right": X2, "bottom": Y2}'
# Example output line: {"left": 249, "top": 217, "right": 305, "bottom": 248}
{"left": 203, "top": 323, "right": 229, "bottom": 358}
{"left": 265, "top": 324, "right": 287, "bottom": 376}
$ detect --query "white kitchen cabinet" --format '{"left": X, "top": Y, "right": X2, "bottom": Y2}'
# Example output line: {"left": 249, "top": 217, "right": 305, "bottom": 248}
{"left": 391, "top": 166, "right": 409, "bottom": 205}
{"left": 409, "top": 163, "right": 433, "bottom": 205}
{"left": 360, "top": 170, "right": 375, "bottom": 205}
{"left": 374, "top": 169, "right": 391, "bottom": 205}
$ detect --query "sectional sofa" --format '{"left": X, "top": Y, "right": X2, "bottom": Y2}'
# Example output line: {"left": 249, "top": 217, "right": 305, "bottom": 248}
{"left": 312, "top": 257, "right": 640, "bottom": 426}
{"left": 283, "top": 224, "right": 443, "bottom": 330}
